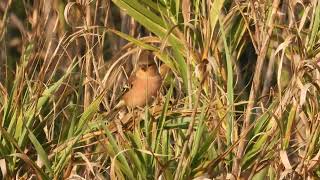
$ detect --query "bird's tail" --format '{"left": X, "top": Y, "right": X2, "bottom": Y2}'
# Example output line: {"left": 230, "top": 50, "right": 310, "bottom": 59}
{"left": 99, "top": 99, "right": 125, "bottom": 114}
{"left": 114, "top": 99, "right": 126, "bottom": 109}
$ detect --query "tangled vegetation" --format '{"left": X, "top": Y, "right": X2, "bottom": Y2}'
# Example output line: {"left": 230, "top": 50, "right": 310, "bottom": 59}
{"left": 1, "top": 0, "right": 320, "bottom": 179}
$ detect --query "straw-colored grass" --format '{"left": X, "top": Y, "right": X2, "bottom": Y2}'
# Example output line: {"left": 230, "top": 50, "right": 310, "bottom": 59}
{"left": 0, "top": 0, "right": 320, "bottom": 179}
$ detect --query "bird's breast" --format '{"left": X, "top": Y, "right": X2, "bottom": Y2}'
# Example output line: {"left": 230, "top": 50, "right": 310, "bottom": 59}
{"left": 122, "top": 76, "right": 161, "bottom": 107}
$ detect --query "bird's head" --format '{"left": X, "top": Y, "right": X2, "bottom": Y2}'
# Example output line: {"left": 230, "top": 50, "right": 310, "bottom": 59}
{"left": 138, "top": 50, "right": 155, "bottom": 66}
{"left": 136, "top": 64, "right": 160, "bottom": 78}
{"left": 135, "top": 50, "right": 160, "bottom": 78}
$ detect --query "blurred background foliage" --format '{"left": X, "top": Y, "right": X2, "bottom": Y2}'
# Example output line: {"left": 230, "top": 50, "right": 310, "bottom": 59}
{"left": 0, "top": 0, "right": 320, "bottom": 179}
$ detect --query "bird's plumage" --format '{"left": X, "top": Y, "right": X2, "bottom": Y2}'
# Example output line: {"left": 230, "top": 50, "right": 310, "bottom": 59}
{"left": 122, "top": 63, "right": 162, "bottom": 107}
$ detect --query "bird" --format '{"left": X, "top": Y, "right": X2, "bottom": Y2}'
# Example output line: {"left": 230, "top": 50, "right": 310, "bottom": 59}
{"left": 99, "top": 51, "right": 163, "bottom": 135}
{"left": 118, "top": 50, "right": 162, "bottom": 108}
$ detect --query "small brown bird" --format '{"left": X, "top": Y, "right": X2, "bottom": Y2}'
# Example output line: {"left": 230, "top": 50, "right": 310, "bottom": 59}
{"left": 121, "top": 50, "right": 162, "bottom": 108}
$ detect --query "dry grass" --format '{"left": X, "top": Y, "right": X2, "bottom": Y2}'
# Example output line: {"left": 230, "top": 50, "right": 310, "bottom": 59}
{"left": 0, "top": 0, "right": 320, "bottom": 179}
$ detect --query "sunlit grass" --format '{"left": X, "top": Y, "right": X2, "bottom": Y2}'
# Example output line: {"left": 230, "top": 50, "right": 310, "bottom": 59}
{"left": 0, "top": 0, "right": 320, "bottom": 179}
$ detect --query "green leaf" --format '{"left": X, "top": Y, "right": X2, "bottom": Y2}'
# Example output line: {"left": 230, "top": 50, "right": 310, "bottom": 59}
{"left": 209, "top": 0, "right": 225, "bottom": 31}
{"left": 27, "top": 127, "right": 53, "bottom": 176}
{"left": 219, "top": 17, "right": 234, "bottom": 147}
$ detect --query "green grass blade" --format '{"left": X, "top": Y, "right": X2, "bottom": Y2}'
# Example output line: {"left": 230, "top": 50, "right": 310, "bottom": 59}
{"left": 219, "top": 17, "right": 234, "bottom": 147}
{"left": 27, "top": 127, "right": 53, "bottom": 176}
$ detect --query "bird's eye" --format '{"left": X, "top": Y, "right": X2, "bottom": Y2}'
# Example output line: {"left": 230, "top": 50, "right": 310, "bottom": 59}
{"left": 141, "top": 65, "right": 147, "bottom": 71}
